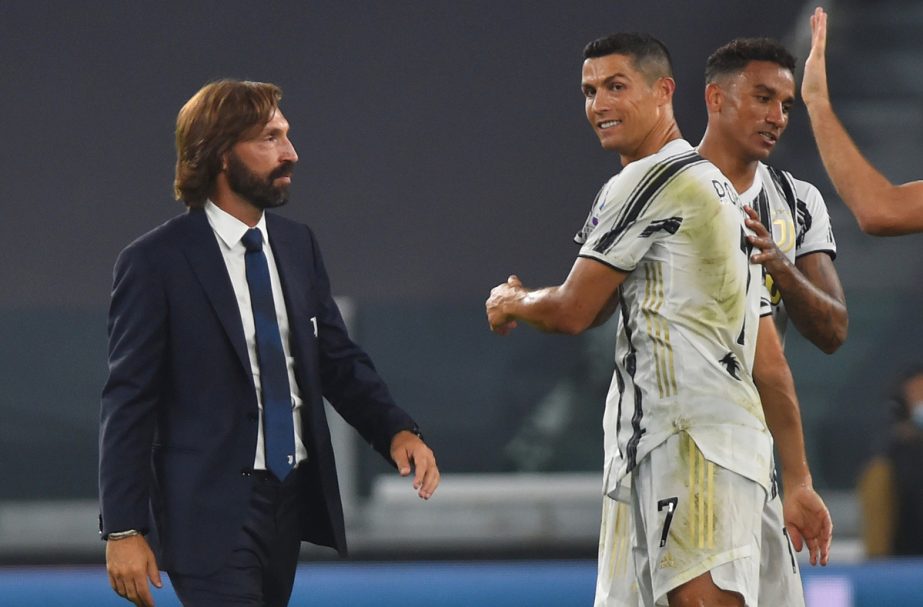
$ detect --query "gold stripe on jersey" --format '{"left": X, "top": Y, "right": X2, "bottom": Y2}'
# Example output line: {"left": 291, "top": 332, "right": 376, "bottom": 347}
{"left": 600, "top": 498, "right": 632, "bottom": 582}
{"left": 614, "top": 500, "right": 630, "bottom": 577}
{"left": 685, "top": 433, "right": 715, "bottom": 549}
{"left": 642, "top": 262, "right": 677, "bottom": 398}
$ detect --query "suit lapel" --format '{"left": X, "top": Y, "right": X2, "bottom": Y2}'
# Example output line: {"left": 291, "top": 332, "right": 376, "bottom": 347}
{"left": 266, "top": 215, "right": 315, "bottom": 380}
{"left": 180, "top": 209, "right": 252, "bottom": 377}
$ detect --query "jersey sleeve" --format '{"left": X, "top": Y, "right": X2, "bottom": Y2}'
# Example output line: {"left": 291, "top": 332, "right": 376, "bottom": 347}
{"left": 792, "top": 177, "right": 837, "bottom": 259}
{"left": 574, "top": 180, "right": 611, "bottom": 246}
{"left": 577, "top": 161, "right": 687, "bottom": 272}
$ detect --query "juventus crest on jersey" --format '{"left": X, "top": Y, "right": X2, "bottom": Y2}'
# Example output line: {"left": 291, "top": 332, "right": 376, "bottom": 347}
{"left": 738, "top": 163, "right": 837, "bottom": 343}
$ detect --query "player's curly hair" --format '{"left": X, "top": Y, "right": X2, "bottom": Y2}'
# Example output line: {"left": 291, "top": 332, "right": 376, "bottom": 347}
{"left": 174, "top": 79, "right": 282, "bottom": 207}
{"left": 583, "top": 33, "right": 673, "bottom": 83}
{"left": 705, "top": 38, "right": 796, "bottom": 84}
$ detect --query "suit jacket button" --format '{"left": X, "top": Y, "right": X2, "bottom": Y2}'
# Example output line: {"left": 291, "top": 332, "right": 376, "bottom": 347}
{"left": 240, "top": 468, "right": 252, "bottom": 476}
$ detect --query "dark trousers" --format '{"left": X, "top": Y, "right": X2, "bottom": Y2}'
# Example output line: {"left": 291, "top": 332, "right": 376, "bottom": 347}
{"left": 168, "top": 469, "right": 305, "bottom": 607}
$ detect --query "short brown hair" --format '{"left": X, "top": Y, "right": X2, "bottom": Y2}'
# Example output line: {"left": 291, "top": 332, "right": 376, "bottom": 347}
{"left": 174, "top": 79, "right": 282, "bottom": 207}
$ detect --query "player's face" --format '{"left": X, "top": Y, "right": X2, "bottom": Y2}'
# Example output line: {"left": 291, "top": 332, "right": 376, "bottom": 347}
{"left": 715, "top": 61, "right": 795, "bottom": 162}
{"left": 227, "top": 109, "right": 299, "bottom": 209}
{"left": 582, "top": 54, "right": 665, "bottom": 156}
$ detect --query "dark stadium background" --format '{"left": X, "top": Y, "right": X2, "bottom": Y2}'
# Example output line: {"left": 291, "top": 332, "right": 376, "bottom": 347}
{"left": 2, "top": 1, "right": 922, "bottom": 604}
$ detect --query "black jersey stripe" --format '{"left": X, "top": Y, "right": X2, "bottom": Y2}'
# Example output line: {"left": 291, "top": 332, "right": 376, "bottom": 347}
{"left": 620, "top": 288, "right": 647, "bottom": 472}
{"left": 614, "top": 365, "right": 625, "bottom": 461}
{"left": 755, "top": 187, "right": 772, "bottom": 228}
{"left": 593, "top": 150, "right": 699, "bottom": 253}
{"left": 593, "top": 151, "right": 705, "bottom": 255}
{"left": 766, "top": 165, "right": 797, "bottom": 221}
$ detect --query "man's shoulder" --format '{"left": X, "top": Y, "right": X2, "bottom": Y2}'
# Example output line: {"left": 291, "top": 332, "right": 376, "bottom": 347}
{"left": 121, "top": 210, "right": 198, "bottom": 253}
{"left": 759, "top": 162, "right": 826, "bottom": 205}
{"left": 614, "top": 140, "right": 713, "bottom": 193}
{"left": 266, "top": 211, "right": 309, "bottom": 231}
{"left": 265, "top": 212, "right": 316, "bottom": 247}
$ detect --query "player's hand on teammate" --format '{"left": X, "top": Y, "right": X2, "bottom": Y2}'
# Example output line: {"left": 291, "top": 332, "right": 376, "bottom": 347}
{"left": 782, "top": 482, "right": 833, "bottom": 566}
{"left": 486, "top": 275, "right": 523, "bottom": 335}
{"left": 744, "top": 206, "right": 791, "bottom": 275}
{"left": 802, "top": 7, "right": 830, "bottom": 108}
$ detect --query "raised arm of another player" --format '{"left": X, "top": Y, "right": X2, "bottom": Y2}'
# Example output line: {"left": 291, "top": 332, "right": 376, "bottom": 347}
{"left": 745, "top": 207, "right": 847, "bottom": 353}
{"left": 753, "top": 315, "right": 832, "bottom": 566}
{"left": 486, "top": 257, "right": 627, "bottom": 336}
{"left": 802, "top": 7, "right": 923, "bottom": 235}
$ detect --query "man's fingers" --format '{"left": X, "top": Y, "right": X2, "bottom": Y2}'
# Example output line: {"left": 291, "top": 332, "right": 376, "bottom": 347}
{"left": 490, "top": 320, "right": 517, "bottom": 335}
{"left": 419, "top": 454, "right": 440, "bottom": 498}
{"left": 113, "top": 576, "right": 129, "bottom": 600}
{"left": 123, "top": 576, "right": 141, "bottom": 606}
{"left": 821, "top": 516, "right": 833, "bottom": 565}
{"left": 407, "top": 447, "right": 439, "bottom": 498}
{"left": 745, "top": 219, "right": 771, "bottom": 239}
{"left": 813, "top": 7, "right": 827, "bottom": 53}
{"left": 148, "top": 560, "right": 163, "bottom": 589}
{"left": 809, "top": 537, "right": 821, "bottom": 566}
{"left": 411, "top": 454, "right": 428, "bottom": 489}
{"left": 421, "top": 465, "right": 440, "bottom": 498}
{"left": 788, "top": 525, "right": 805, "bottom": 552}
{"left": 392, "top": 449, "right": 411, "bottom": 476}
{"left": 135, "top": 576, "right": 156, "bottom": 607}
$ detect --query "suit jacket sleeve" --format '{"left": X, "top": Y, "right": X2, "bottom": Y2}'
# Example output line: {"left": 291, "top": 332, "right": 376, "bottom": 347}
{"left": 98, "top": 242, "right": 167, "bottom": 537}
{"left": 307, "top": 227, "right": 417, "bottom": 463}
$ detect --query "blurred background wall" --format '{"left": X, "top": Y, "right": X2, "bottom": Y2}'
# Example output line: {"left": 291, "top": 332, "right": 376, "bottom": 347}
{"left": 2, "top": 0, "right": 923, "bottom": 604}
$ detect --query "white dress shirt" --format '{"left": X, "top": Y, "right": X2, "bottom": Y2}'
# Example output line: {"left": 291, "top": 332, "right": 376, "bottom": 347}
{"left": 205, "top": 200, "right": 308, "bottom": 469}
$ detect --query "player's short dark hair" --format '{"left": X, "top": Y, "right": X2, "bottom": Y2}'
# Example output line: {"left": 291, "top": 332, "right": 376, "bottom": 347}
{"left": 583, "top": 33, "right": 673, "bottom": 83}
{"left": 705, "top": 38, "right": 796, "bottom": 84}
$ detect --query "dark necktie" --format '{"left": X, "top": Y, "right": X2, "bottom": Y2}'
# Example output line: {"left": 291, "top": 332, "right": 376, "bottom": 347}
{"left": 241, "top": 228, "right": 295, "bottom": 480}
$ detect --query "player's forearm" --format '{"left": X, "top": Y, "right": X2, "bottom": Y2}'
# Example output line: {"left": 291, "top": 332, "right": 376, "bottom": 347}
{"left": 507, "top": 286, "right": 594, "bottom": 335}
{"left": 753, "top": 322, "right": 812, "bottom": 485}
{"left": 805, "top": 100, "right": 907, "bottom": 235}
{"left": 771, "top": 263, "right": 847, "bottom": 354}
{"left": 754, "top": 361, "right": 812, "bottom": 486}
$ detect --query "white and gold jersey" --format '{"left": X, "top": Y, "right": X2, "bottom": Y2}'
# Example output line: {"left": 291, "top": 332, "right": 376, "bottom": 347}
{"left": 740, "top": 163, "right": 837, "bottom": 342}
{"left": 575, "top": 139, "right": 773, "bottom": 498}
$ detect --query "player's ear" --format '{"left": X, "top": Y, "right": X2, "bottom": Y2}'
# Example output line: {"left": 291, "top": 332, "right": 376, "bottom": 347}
{"left": 656, "top": 76, "right": 676, "bottom": 104}
{"left": 705, "top": 82, "right": 723, "bottom": 113}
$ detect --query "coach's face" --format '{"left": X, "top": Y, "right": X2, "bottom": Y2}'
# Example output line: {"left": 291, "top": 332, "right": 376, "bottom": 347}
{"left": 582, "top": 53, "right": 669, "bottom": 159}
{"left": 226, "top": 109, "right": 299, "bottom": 209}
{"left": 713, "top": 60, "right": 794, "bottom": 162}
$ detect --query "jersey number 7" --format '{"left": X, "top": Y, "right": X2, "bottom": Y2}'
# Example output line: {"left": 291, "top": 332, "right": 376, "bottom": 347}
{"left": 657, "top": 497, "right": 679, "bottom": 547}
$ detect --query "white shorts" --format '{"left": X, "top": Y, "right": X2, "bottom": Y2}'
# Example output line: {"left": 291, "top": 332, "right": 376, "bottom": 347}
{"left": 594, "top": 497, "right": 641, "bottom": 607}
{"left": 758, "top": 472, "right": 805, "bottom": 606}
{"left": 594, "top": 452, "right": 804, "bottom": 607}
{"left": 630, "top": 432, "right": 765, "bottom": 607}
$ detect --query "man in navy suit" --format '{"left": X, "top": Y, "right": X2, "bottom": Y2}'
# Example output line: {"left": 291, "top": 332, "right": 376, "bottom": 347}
{"left": 99, "top": 79, "right": 440, "bottom": 607}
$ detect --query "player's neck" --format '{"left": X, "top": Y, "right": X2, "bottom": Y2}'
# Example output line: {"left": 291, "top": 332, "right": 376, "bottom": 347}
{"left": 697, "top": 133, "right": 757, "bottom": 194}
{"left": 619, "top": 119, "right": 683, "bottom": 167}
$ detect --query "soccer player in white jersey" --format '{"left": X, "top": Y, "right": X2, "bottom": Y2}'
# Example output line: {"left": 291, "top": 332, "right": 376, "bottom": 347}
{"left": 486, "top": 33, "right": 830, "bottom": 606}
{"left": 702, "top": 39, "right": 846, "bottom": 606}
{"left": 594, "top": 38, "right": 845, "bottom": 607}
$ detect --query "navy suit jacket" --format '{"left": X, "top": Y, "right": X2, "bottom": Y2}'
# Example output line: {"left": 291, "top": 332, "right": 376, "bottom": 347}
{"left": 99, "top": 208, "right": 416, "bottom": 576}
